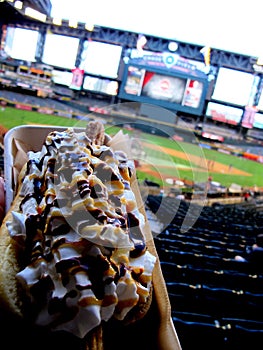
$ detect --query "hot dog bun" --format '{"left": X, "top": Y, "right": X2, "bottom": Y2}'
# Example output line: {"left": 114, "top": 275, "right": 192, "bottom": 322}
{"left": 0, "top": 168, "right": 26, "bottom": 317}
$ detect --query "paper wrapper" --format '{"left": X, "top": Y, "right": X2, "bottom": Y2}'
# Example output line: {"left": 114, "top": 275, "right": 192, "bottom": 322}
{"left": 3, "top": 125, "right": 182, "bottom": 350}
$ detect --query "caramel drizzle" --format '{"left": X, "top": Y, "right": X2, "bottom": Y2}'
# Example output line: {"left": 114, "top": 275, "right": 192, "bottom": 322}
{"left": 14, "top": 128, "right": 150, "bottom": 329}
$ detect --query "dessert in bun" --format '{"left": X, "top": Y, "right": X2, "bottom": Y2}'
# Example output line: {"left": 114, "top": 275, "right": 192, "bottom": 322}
{"left": 0, "top": 122, "right": 156, "bottom": 349}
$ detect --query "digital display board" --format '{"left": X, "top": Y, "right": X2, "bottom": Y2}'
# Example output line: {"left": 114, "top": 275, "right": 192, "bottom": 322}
{"left": 206, "top": 102, "right": 243, "bottom": 125}
{"left": 42, "top": 33, "right": 80, "bottom": 69}
{"left": 52, "top": 70, "right": 73, "bottom": 86}
{"left": 79, "top": 41, "right": 122, "bottom": 79}
{"left": 83, "top": 76, "right": 118, "bottom": 95}
{"left": 251, "top": 113, "right": 263, "bottom": 129}
{"left": 140, "top": 71, "right": 187, "bottom": 104}
{"left": 212, "top": 67, "right": 255, "bottom": 106}
{"left": 119, "top": 64, "right": 208, "bottom": 115}
{"left": 256, "top": 89, "right": 263, "bottom": 111}
{"left": 4, "top": 27, "right": 39, "bottom": 62}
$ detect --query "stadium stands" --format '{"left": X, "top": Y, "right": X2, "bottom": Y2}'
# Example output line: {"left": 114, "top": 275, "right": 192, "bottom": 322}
{"left": 146, "top": 195, "right": 263, "bottom": 349}
{"left": 0, "top": 90, "right": 83, "bottom": 113}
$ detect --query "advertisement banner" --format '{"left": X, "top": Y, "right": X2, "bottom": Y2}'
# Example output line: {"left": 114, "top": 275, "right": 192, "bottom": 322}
{"left": 242, "top": 105, "right": 258, "bottom": 129}
{"left": 70, "top": 67, "right": 84, "bottom": 90}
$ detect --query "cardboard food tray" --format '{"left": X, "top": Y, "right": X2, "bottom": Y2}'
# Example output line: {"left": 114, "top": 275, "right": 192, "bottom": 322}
{"left": 3, "top": 125, "right": 182, "bottom": 350}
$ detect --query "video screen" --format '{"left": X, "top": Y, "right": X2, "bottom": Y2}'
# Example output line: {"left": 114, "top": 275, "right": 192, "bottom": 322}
{"left": 120, "top": 64, "right": 207, "bottom": 115}
{"left": 124, "top": 66, "right": 145, "bottom": 95}
{"left": 123, "top": 67, "right": 204, "bottom": 108}
{"left": 182, "top": 79, "right": 204, "bottom": 108}
{"left": 52, "top": 70, "right": 73, "bottom": 86}
{"left": 83, "top": 76, "right": 118, "bottom": 95}
{"left": 251, "top": 113, "right": 263, "bottom": 129}
{"left": 212, "top": 67, "right": 255, "bottom": 106}
{"left": 42, "top": 33, "right": 80, "bottom": 69}
{"left": 256, "top": 89, "right": 263, "bottom": 111}
{"left": 141, "top": 71, "right": 187, "bottom": 103}
{"left": 206, "top": 102, "right": 243, "bottom": 125}
{"left": 79, "top": 41, "right": 122, "bottom": 79}
{"left": 4, "top": 27, "right": 39, "bottom": 62}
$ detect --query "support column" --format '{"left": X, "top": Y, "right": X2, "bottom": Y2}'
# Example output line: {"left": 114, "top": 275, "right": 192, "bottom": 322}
{"left": 35, "top": 26, "right": 46, "bottom": 63}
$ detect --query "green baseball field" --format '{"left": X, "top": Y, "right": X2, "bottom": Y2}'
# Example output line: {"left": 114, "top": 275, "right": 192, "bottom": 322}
{"left": 1, "top": 106, "right": 263, "bottom": 190}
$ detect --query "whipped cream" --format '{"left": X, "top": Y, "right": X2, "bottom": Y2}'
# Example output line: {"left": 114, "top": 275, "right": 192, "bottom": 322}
{"left": 7, "top": 127, "right": 156, "bottom": 338}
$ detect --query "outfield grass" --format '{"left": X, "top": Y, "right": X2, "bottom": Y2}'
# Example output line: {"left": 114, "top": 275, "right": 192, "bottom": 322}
{"left": 113, "top": 127, "right": 263, "bottom": 188}
{"left": 1, "top": 106, "right": 263, "bottom": 189}
{"left": 0, "top": 106, "right": 88, "bottom": 129}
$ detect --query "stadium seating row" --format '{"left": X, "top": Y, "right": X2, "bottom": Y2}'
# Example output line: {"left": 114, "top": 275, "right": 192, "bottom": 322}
{"left": 146, "top": 195, "right": 263, "bottom": 349}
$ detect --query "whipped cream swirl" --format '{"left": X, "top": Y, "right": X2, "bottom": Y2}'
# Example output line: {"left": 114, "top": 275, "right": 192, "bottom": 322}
{"left": 6, "top": 128, "right": 156, "bottom": 338}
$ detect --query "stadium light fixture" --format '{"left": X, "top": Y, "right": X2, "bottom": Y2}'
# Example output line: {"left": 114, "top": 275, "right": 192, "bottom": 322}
{"left": 168, "top": 41, "right": 178, "bottom": 52}
{"left": 68, "top": 19, "right": 78, "bottom": 28}
{"left": 25, "top": 7, "right": 47, "bottom": 22}
{"left": 52, "top": 18, "right": 62, "bottom": 26}
{"left": 85, "top": 22, "right": 94, "bottom": 31}
{"left": 14, "top": 1, "right": 23, "bottom": 10}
